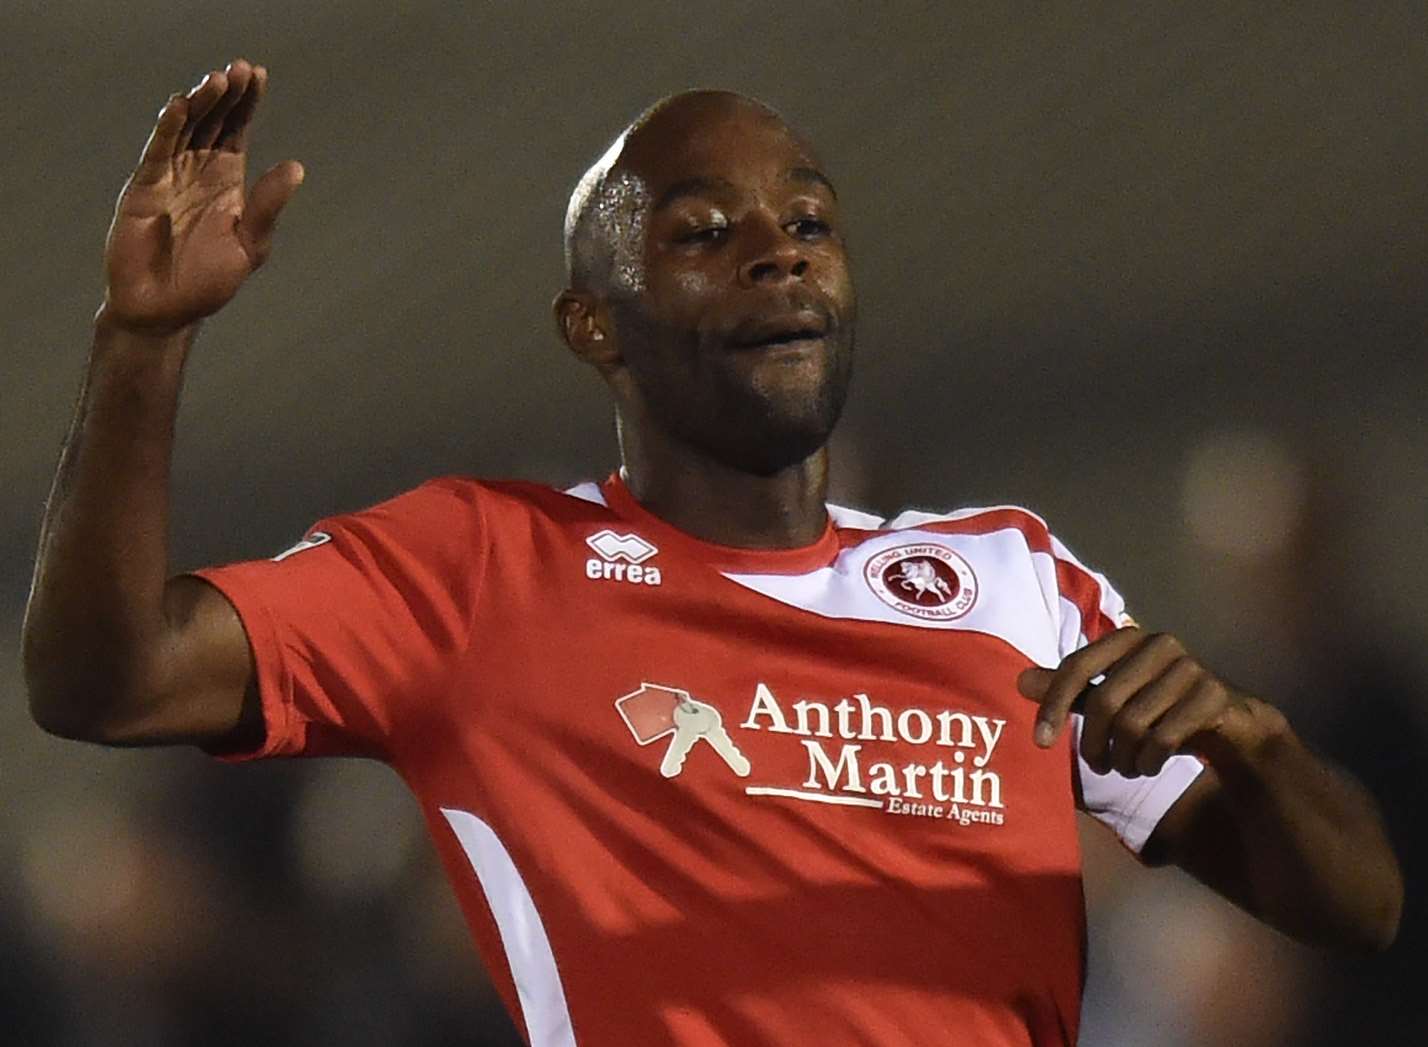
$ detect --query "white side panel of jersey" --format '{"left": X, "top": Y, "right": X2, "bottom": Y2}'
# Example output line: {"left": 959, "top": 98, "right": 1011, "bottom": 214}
{"left": 440, "top": 807, "right": 578, "bottom": 1047}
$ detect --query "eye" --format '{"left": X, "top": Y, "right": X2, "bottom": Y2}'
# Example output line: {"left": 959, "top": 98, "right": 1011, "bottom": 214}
{"left": 787, "top": 216, "right": 831, "bottom": 239}
{"left": 678, "top": 225, "right": 728, "bottom": 246}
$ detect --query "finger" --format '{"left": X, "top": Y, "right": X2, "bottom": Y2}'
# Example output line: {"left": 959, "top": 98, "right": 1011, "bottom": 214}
{"left": 1105, "top": 656, "right": 1200, "bottom": 777}
{"left": 1018, "top": 666, "right": 1098, "bottom": 720}
{"left": 217, "top": 64, "right": 268, "bottom": 153}
{"left": 190, "top": 61, "right": 252, "bottom": 151}
{"left": 1023, "top": 627, "right": 1146, "bottom": 747}
{"left": 131, "top": 94, "right": 188, "bottom": 184}
{"left": 1077, "top": 634, "right": 1187, "bottom": 771}
{"left": 1134, "top": 677, "right": 1232, "bottom": 777}
{"left": 237, "top": 160, "right": 305, "bottom": 265}
{"left": 176, "top": 69, "right": 229, "bottom": 151}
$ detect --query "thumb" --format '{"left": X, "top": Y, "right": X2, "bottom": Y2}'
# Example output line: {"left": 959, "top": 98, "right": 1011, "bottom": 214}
{"left": 1017, "top": 666, "right": 1063, "bottom": 748}
{"left": 238, "top": 160, "right": 304, "bottom": 264}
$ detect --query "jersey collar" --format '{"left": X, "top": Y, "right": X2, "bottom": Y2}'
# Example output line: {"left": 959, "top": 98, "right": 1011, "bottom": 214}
{"left": 600, "top": 471, "right": 842, "bottom": 576}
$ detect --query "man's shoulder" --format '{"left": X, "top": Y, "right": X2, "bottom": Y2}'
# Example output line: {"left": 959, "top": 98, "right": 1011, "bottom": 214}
{"left": 359, "top": 474, "right": 610, "bottom": 517}
{"left": 833, "top": 500, "right": 1056, "bottom": 546}
{"left": 319, "top": 476, "right": 616, "bottom": 553}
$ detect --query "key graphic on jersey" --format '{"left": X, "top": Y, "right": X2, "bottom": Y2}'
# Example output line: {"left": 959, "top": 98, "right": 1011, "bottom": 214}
{"left": 660, "top": 697, "right": 752, "bottom": 779}
{"left": 615, "top": 683, "right": 686, "bottom": 744}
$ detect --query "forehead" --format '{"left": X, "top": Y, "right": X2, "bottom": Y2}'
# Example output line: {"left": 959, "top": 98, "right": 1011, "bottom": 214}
{"left": 621, "top": 101, "right": 822, "bottom": 196}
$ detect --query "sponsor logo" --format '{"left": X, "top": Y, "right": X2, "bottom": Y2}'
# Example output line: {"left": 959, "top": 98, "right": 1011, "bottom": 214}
{"left": 585, "top": 530, "right": 662, "bottom": 586}
{"left": 271, "top": 531, "right": 332, "bottom": 562}
{"left": 740, "top": 683, "right": 1007, "bottom": 825}
{"left": 864, "top": 543, "right": 977, "bottom": 620}
{"left": 616, "top": 679, "right": 1008, "bottom": 827}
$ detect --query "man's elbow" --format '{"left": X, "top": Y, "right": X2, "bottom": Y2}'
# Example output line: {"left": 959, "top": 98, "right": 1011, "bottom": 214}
{"left": 26, "top": 673, "right": 127, "bottom": 744}
{"left": 1358, "top": 866, "right": 1405, "bottom": 953}
{"left": 1321, "top": 860, "right": 1405, "bottom": 954}
{"left": 22, "top": 633, "right": 155, "bottom": 745}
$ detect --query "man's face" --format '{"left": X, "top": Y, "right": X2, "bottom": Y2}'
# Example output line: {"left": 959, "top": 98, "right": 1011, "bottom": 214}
{"left": 603, "top": 100, "right": 856, "bottom": 476}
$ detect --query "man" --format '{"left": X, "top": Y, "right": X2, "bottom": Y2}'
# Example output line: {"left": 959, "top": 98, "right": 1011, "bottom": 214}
{"left": 23, "top": 59, "right": 1401, "bottom": 1046}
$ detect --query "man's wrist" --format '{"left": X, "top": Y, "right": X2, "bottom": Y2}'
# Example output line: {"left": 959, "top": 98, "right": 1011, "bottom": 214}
{"left": 94, "top": 303, "right": 200, "bottom": 348}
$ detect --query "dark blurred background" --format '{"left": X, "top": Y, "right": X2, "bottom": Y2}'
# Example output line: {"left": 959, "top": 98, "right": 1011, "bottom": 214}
{"left": 2, "top": 3, "right": 1424, "bottom": 1044}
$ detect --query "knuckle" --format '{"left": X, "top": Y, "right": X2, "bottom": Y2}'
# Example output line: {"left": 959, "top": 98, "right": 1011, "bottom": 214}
{"left": 1115, "top": 708, "right": 1153, "bottom": 740}
{"left": 1194, "top": 676, "right": 1227, "bottom": 705}
{"left": 1148, "top": 724, "right": 1181, "bottom": 754}
{"left": 1166, "top": 655, "right": 1202, "bottom": 682}
{"left": 1147, "top": 632, "right": 1182, "bottom": 655}
{"left": 1079, "top": 695, "right": 1110, "bottom": 727}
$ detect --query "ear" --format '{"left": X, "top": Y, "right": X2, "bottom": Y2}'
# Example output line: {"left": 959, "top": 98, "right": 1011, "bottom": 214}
{"left": 553, "top": 289, "right": 619, "bottom": 371}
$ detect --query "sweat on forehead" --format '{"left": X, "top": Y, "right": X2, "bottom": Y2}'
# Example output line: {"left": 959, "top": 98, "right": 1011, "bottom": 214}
{"left": 562, "top": 90, "right": 803, "bottom": 291}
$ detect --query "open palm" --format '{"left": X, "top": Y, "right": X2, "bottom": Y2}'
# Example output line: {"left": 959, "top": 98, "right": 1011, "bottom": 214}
{"left": 102, "top": 60, "right": 303, "bottom": 334}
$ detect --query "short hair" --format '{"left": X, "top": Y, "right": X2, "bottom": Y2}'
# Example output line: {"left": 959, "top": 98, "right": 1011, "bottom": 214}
{"left": 562, "top": 128, "right": 642, "bottom": 293}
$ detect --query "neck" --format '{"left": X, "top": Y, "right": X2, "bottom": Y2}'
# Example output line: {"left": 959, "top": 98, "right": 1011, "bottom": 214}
{"left": 619, "top": 416, "right": 830, "bottom": 549}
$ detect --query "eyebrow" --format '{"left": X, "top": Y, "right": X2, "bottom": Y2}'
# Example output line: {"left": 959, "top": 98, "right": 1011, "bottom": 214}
{"left": 789, "top": 166, "right": 838, "bottom": 199}
{"left": 651, "top": 168, "right": 838, "bottom": 213}
{"left": 652, "top": 176, "right": 737, "bottom": 213}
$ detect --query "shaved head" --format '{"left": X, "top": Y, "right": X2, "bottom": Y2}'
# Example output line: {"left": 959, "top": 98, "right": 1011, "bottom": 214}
{"left": 555, "top": 88, "right": 854, "bottom": 478}
{"left": 563, "top": 91, "right": 797, "bottom": 295}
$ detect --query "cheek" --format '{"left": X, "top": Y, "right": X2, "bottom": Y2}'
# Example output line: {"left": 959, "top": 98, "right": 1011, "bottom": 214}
{"left": 818, "top": 254, "right": 856, "bottom": 316}
{"left": 673, "top": 268, "right": 719, "bottom": 300}
{"left": 642, "top": 266, "right": 723, "bottom": 332}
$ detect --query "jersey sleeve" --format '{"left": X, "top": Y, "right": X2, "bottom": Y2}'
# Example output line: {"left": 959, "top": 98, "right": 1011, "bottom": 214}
{"left": 192, "top": 477, "right": 486, "bottom": 762}
{"left": 1046, "top": 531, "right": 1205, "bottom": 855}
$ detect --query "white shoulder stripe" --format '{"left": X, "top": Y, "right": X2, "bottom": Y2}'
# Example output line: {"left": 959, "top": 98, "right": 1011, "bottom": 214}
{"left": 884, "top": 503, "right": 1050, "bottom": 532}
{"left": 440, "top": 807, "right": 577, "bottom": 1047}
{"left": 826, "top": 502, "right": 885, "bottom": 529}
{"left": 562, "top": 481, "right": 607, "bottom": 507}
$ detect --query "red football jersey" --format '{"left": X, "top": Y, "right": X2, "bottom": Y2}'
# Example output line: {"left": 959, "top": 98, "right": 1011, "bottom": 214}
{"left": 196, "top": 473, "right": 1201, "bottom": 1046}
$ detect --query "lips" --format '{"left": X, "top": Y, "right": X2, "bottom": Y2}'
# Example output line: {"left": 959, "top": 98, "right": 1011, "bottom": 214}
{"left": 729, "top": 309, "right": 830, "bottom": 350}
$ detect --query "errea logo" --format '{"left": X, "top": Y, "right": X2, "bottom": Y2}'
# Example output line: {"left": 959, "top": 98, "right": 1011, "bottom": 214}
{"left": 585, "top": 529, "right": 662, "bottom": 586}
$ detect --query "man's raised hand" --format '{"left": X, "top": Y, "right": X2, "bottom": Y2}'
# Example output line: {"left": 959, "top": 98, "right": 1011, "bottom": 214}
{"left": 100, "top": 59, "right": 304, "bottom": 335}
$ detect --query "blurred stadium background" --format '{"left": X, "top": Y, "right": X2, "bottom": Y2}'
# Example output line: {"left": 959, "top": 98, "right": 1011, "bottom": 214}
{"left": 2, "top": 3, "right": 1423, "bottom": 1044}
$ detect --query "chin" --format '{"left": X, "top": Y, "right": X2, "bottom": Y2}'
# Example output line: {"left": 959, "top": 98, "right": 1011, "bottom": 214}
{"left": 719, "top": 429, "right": 830, "bottom": 476}
{"left": 709, "top": 388, "right": 846, "bottom": 476}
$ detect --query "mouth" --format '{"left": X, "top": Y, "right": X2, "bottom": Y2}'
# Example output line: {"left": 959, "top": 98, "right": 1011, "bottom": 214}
{"left": 729, "top": 311, "right": 831, "bottom": 352}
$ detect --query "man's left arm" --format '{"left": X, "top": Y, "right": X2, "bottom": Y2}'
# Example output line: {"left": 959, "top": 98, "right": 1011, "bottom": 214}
{"left": 1019, "top": 628, "right": 1404, "bottom": 952}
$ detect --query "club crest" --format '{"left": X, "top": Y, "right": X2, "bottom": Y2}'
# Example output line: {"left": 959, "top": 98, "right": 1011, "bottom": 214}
{"left": 865, "top": 543, "right": 978, "bottom": 620}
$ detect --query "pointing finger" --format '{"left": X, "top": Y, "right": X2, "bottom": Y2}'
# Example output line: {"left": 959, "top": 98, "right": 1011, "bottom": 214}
{"left": 1019, "top": 627, "right": 1145, "bottom": 747}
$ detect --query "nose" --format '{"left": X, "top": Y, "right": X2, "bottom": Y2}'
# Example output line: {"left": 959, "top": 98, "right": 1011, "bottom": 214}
{"left": 737, "top": 218, "right": 810, "bottom": 287}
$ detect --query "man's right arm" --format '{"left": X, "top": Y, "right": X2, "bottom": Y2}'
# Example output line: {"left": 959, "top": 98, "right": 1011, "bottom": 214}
{"left": 22, "top": 59, "right": 303, "bottom": 748}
